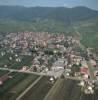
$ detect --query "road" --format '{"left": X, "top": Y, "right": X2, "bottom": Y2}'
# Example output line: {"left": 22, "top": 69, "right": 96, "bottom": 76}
{"left": 0, "top": 67, "right": 63, "bottom": 78}
{"left": 0, "top": 67, "right": 92, "bottom": 82}
{"left": 0, "top": 58, "right": 65, "bottom": 78}
{"left": 79, "top": 42, "right": 96, "bottom": 81}
{"left": 73, "top": 25, "right": 96, "bottom": 81}
{"left": 87, "top": 61, "right": 96, "bottom": 80}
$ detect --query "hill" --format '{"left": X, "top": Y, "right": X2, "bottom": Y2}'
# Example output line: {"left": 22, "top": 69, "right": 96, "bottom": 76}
{"left": 0, "top": 6, "right": 98, "bottom": 33}
{"left": 0, "top": 6, "right": 98, "bottom": 22}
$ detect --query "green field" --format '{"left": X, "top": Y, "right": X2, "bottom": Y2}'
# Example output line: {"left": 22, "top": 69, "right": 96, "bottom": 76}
{"left": 0, "top": 19, "right": 69, "bottom": 33}
{"left": 72, "top": 17, "right": 98, "bottom": 51}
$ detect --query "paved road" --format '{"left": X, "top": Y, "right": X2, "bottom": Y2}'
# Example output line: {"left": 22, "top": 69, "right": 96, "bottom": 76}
{"left": 0, "top": 67, "right": 63, "bottom": 78}
{"left": 0, "top": 58, "right": 65, "bottom": 78}
{"left": 0, "top": 67, "right": 91, "bottom": 82}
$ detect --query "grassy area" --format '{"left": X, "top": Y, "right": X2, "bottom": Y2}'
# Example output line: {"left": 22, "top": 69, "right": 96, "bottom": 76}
{"left": 0, "top": 19, "right": 69, "bottom": 33}
{"left": 72, "top": 17, "right": 98, "bottom": 50}
{"left": 11, "top": 55, "right": 33, "bottom": 69}
{"left": 0, "top": 52, "right": 33, "bottom": 69}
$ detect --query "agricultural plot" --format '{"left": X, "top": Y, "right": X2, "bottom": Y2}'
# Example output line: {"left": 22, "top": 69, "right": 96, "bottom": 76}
{"left": 44, "top": 78, "right": 98, "bottom": 100}
{"left": 20, "top": 76, "right": 54, "bottom": 100}
{"left": 0, "top": 70, "right": 9, "bottom": 76}
{"left": 0, "top": 72, "right": 39, "bottom": 100}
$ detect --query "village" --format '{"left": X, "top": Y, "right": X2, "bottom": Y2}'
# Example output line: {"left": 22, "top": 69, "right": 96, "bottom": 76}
{"left": 0, "top": 32, "right": 98, "bottom": 99}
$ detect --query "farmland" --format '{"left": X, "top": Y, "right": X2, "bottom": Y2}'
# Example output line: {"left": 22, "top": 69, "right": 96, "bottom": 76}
{"left": 0, "top": 70, "right": 9, "bottom": 76}
{"left": 20, "top": 77, "right": 54, "bottom": 100}
{"left": 44, "top": 78, "right": 98, "bottom": 100}
{"left": 0, "top": 72, "right": 39, "bottom": 100}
